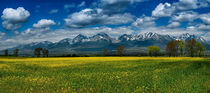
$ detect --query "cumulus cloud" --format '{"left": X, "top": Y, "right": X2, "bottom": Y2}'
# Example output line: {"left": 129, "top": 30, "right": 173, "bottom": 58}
{"left": 33, "top": 19, "right": 56, "bottom": 28}
{"left": 20, "top": 28, "right": 33, "bottom": 35}
{"left": 186, "top": 23, "right": 210, "bottom": 32}
{"left": 64, "top": 0, "right": 150, "bottom": 28}
{"left": 99, "top": 0, "right": 148, "bottom": 14}
{"left": 175, "top": 0, "right": 208, "bottom": 10}
{"left": 2, "top": 21, "right": 21, "bottom": 31}
{"left": 104, "top": 13, "right": 134, "bottom": 25}
{"left": 187, "top": 26, "right": 196, "bottom": 31}
{"left": 171, "top": 11, "right": 198, "bottom": 22}
{"left": 167, "top": 22, "right": 180, "bottom": 28}
{"left": 49, "top": 9, "right": 59, "bottom": 14}
{"left": 65, "top": 8, "right": 105, "bottom": 28}
{"left": 1, "top": 7, "right": 30, "bottom": 31}
{"left": 0, "top": 32, "right": 6, "bottom": 38}
{"left": 152, "top": 3, "right": 175, "bottom": 17}
{"left": 198, "top": 24, "right": 210, "bottom": 31}
{"left": 180, "top": 12, "right": 210, "bottom": 32}
{"left": 65, "top": 8, "right": 134, "bottom": 28}
{"left": 152, "top": 0, "right": 209, "bottom": 17}
{"left": 200, "top": 13, "right": 210, "bottom": 25}
{"left": 132, "top": 16, "right": 156, "bottom": 28}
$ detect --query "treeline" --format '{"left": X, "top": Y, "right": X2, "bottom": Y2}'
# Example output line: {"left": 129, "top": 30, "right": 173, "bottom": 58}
{"left": 147, "top": 39, "right": 206, "bottom": 57}
{"left": 34, "top": 48, "right": 49, "bottom": 57}
{"left": 1, "top": 49, "right": 19, "bottom": 57}
{"left": 103, "top": 39, "right": 206, "bottom": 57}
{"left": 1, "top": 39, "right": 207, "bottom": 57}
{"left": 1, "top": 48, "right": 49, "bottom": 57}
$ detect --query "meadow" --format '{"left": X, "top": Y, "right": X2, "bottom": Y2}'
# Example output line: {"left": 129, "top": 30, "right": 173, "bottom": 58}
{"left": 0, "top": 57, "right": 209, "bottom": 93}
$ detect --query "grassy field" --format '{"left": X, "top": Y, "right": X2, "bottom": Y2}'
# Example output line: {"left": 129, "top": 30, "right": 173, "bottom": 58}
{"left": 0, "top": 57, "right": 209, "bottom": 93}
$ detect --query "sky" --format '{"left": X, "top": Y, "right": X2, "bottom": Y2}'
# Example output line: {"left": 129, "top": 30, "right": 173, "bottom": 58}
{"left": 0, "top": 0, "right": 210, "bottom": 50}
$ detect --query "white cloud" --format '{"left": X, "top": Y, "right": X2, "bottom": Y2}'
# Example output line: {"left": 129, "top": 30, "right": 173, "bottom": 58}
{"left": 132, "top": 16, "right": 156, "bottom": 28}
{"left": 1, "top": 7, "right": 30, "bottom": 31}
{"left": 175, "top": 0, "right": 208, "bottom": 10}
{"left": 65, "top": 8, "right": 134, "bottom": 28}
{"left": 100, "top": 0, "right": 148, "bottom": 14}
{"left": 187, "top": 26, "right": 196, "bottom": 31}
{"left": 171, "top": 11, "right": 198, "bottom": 22}
{"left": 0, "top": 32, "right": 6, "bottom": 38}
{"left": 186, "top": 23, "right": 210, "bottom": 32}
{"left": 152, "top": 3, "right": 175, "bottom": 17}
{"left": 200, "top": 13, "right": 210, "bottom": 25}
{"left": 175, "top": 0, "right": 199, "bottom": 10}
{"left": 1, "top": 7, "right": 30, "bottom": 22}
{"left": 20, "top": 28, "right": 36, "bottom": 36}
{"left": 198, "top": 24, "right": 210, "bottom": 31}
{"left": 65, "top": 8, "right": 104, "bottom": 28}
{"left": 152, "top": 0, "right": 209, "bottom": 17}
{"left": 105, "top": 13, "right": 134, "bottom": 25}
{"left": 49, "top": 9, "right": 59, "bottom": 14}
{"left": 167, "top": 22, "right": 180, "bottom": 28}
{"left": 33, "top": 19, "right": 56, "bottom": 28}
{"left": 182, "top": 13, "right": 210, "bottom": 31}
{"left": 2, "top": 21, "right": 21, "bottom": 31}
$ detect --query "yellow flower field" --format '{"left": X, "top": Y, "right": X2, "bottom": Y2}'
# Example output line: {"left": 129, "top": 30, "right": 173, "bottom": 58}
{"left": 0, "top": 57, "right": 209, "bottom": 93}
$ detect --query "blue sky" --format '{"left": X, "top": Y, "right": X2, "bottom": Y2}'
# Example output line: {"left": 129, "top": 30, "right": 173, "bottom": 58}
{"left": 0, "top": 0, "right": 210, "bottom": 49}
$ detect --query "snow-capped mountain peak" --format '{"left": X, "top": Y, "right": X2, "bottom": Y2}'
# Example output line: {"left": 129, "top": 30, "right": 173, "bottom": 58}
{"left": 59, "top": 38, "right": 72, "bottom": 44}
{"left": 89, "top": 32, "right": 112, "bottom": 42}
{"left": 8, "top": 32, "right": 209, "bottom": 53}
{"left": 72, "top": 34, "right": 88, "bottom": 43}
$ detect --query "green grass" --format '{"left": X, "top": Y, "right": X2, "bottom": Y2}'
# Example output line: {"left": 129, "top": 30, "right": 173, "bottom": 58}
{"left": 0, "top": 57, "right": 209, "bottom": 93}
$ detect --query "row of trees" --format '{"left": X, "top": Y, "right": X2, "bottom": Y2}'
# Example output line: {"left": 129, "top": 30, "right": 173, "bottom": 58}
{"left": 3, "top": 49, "right": 19, "bottom": 57}
{"left": 34, "top": 48, "right": 49, "bottom": 57}
{"left": 166, "top": 39, "right": 206, "bottom": 57}
{"left": 103, "top": 45, "right": 126, "bottom": 56}
{"left": 3, "top": 48, "right": 49, "bottom": 57}
{"left": 148, "top": 39, "right": 206, "bottom": 57}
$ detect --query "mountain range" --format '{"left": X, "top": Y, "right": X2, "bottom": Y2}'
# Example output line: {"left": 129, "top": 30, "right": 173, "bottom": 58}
{"left": 7, "top": 32, "right": 210, "bottom": 56}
